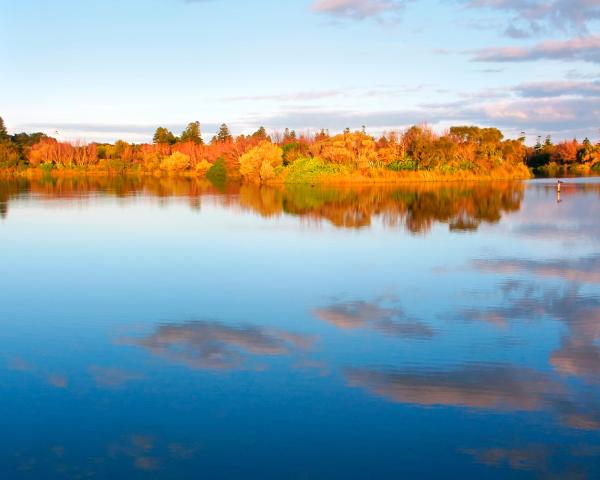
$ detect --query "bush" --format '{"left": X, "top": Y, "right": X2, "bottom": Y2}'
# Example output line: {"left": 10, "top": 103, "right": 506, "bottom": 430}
{"left": 195, "top": 159, "right": 212, "bottom": 176}
{"left": 387, "top": 158, "right": 416, "bottom": 171}
{"left": 160, "top": 151, "right": 190, "bottom": 173}
{"left": 285, "top": 157, "right": 346, "bottom": 184}
{"left": 206, "top": 157, "right": 227, "bottom": 187}
{"left": 239, "top": 142, "right": 283, "bottom": 183}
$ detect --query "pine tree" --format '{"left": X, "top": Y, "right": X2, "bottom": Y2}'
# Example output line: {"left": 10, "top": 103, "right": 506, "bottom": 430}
{"left": 215, "top": 123, "right": 232, "bottom": 143}
{"left": 0, "top": 116, "right": 8, "bottom": 141}
{"left": 180, "top": 121, "right": 203, "bottom": 144}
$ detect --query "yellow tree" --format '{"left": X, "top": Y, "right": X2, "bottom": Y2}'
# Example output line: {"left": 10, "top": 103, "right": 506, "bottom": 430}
{"left": 239, "top": 142, "right": 283, "bottom": 183}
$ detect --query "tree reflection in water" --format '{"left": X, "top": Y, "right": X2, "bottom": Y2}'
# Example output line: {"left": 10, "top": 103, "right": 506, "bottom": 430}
{"left": 0, "top": 176, "right": 533, "bottom": 234}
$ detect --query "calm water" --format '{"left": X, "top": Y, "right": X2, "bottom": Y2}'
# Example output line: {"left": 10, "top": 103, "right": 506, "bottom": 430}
{"left": 1, "top": 176, "right": 599, "bottom": 479}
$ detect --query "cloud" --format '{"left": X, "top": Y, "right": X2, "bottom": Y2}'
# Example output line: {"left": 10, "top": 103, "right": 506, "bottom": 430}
{"left": 345, "top": 364, "right": 564, "bottom": 410}
{"left": 313, "top": 298, "right": 434, "bottom": 338}
{"left": 47, "top": 373, "right": 68, "bottom": 389}
{"left": 250, "top": 91, "right": 600, "bottom": 139}
{"left": 15, "top": 122, "right": 222, "bottom": 142}
{"left": 89, "top": 366, "right": 143, "bottom": 388}
{"left": 224, "top": 90, "right": 342, "bottom": 102}
{"left": 464, "top": 445, "right": 551, "bottom": 471}
{"left": 346, "top": 362, "right": 600, "bottom": 429}
{"left": 551, "top": 340, "right": 600, "bottom": 379}
{"left": 515, "top": 80, "right": 600, "bottom": 98}
{"left": 311, "top": 0, "right": 410, "bottom": 21}
{"left": 124, "top": 320, "right": 315, "bottom": 371}
{"left": 472, "top": 35, "right": 600, "bottom": 63}
{"left": 467, "top": 263, "right": 600, "bottom": 385}
{"left": 465, "top": 0, "right": 600, "bottom": 37}
{"left": 474, "top": 255, "right": 600, "bottom": 284}
{"left": 108, "top": 435, "right": 160, "bottom": 472}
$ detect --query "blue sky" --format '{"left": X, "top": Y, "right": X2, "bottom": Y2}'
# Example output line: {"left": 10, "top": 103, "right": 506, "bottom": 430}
{"left": 2, "top": 0, "right": 599, "bottom": 143}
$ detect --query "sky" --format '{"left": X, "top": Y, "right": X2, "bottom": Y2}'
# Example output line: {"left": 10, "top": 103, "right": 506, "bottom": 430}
{"left": 2, "top": 0, "right": 600, "bottom": 143}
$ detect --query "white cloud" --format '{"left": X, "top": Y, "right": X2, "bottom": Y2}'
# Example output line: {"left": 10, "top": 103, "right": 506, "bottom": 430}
{"left": 311, "top": 0, "right": 410, "bottom": 21}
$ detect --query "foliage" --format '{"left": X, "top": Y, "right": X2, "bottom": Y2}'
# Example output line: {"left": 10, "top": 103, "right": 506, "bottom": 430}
{"left": 206, "top": 157, "right": 227, "bottom": 187}
{"left": 1, "top": 113, "right": 587, "bottom": 181}
{"left": 213, "top": 124, "right": 233, "bottom": 144}
{"left": 284, "top": 157, "right": 347, "bottom": 184}
{"left": 0, "top": 116, "right": 7, "bottom": 141}
{"left": 387, "top": 157, "right": 416, "bottom": 171}
{"left": 239, "top": 142, "right": 283, "bottom": 183}
{"left": 153, "top": 127, "right": 177, "bottom": 145}
{"left": 180, "top": 121, "right": 203, "bottom": 145}
{"left": 282, "top": 142, "right": 308, "bottom": 166}
{"left": 195, "top": 159, "right": 212, "bottom": 176}
{"left": 160, "top": 151, "right": 191, "bottom": 173}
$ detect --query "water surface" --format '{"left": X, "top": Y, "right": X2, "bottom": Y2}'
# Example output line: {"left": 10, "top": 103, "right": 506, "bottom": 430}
{"left": 1, "top": 177, "right": 599, "bottom": 478}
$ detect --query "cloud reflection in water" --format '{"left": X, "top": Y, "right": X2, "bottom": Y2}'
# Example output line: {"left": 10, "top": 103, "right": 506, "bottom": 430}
{"left": 124, "top": 320, "right": 315, "bottom": 371}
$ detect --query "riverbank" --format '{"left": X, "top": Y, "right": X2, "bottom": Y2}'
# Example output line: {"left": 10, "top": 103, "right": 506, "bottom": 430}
{"left": 0, "top": 163, "right": 533, "bottom": 184}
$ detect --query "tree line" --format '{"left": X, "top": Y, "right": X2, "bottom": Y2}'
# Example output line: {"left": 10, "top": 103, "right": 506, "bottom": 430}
{"left": 527, "top": 134, "right": 600, "bottom": 176}
{"left": 1, "top": 116, "right": 598, "bottom": 182}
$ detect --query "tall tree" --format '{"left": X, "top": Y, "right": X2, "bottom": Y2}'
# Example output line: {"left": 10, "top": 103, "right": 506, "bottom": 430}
{"left": 214, "top": 123, "right": 233, "bottom": 143}
{"left": 0, "top": 116, "right": 8, "bottom": 141}
{"left": 251, "top": 126, "right": 268, "bottom": 142}
{"left": 153, "top": 127, "right": 177, "bottom": 145}
{"left": 283, "top": 128, "right": 296, "bottom": 143}
{"left": 180, "top": 121, "right": 203, "bottom": 144}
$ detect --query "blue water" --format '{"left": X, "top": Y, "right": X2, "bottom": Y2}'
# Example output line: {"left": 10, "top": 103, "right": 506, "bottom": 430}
{"left": 1, "top": 177, "right": 599, "bottom": 478}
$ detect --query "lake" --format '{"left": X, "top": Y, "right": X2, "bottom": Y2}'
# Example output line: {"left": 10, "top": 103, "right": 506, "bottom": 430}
{"left": 1, "top": 176, "right": 599, "bottom": 479}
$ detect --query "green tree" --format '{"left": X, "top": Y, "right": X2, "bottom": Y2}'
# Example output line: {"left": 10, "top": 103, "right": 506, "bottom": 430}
{"left": 0, "top": 116, "right": 8, "bottom": 141}
{"left": 153, "top": 127, "right": 177, "bottom": 145}
{"left": 213, "top": 123, "right": 233, "bottom": 143}
{"left": 180, "top": 121, "right": 203, "bottom": 144}
{"left": 206, "top": 157, "right": 227, "bottom": 188}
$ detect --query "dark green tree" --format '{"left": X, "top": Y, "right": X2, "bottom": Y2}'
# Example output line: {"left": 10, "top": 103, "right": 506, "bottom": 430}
{"left": 180, "top": 121, "right": 203, "bottom": 144}
{"left": 0, "top": 116, "right": 8, "bottom": 141}
{"left": 153, "top": 127, "right": 177, "bottom": 145}
{"left": 213, "top": 123, "right": 233, "bottom": 143}
{"left": 206, "top": 157, "right": 227, "bottom": 189}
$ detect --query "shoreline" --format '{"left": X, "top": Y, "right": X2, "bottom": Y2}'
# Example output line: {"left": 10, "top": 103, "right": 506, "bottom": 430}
{"left": 0, "top": 167, "right": 534, "bottom": 184}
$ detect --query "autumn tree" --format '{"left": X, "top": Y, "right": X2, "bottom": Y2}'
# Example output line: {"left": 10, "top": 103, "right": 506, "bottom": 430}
{"left": 180, "top": 121, "right": 203, "bottom": 144}
{"left": 402, "top": 125, "right": 436, "bottom": 170}
{"left": 239, "top": 141, "right": 283, "bottom": 183}
{"left": 160, "top": 151, "right": 191, "bottom": 173}
{"left": 552, "top": 140, "right": 580, "bottom": 164}
{"left": 283, "top": 128, "right": 297, "bottom": 144}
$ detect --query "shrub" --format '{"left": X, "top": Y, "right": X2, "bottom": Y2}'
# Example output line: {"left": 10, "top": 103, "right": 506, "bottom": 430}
{"left": 195, "top": 159, "right": 212, "bottom": 176}
{"left": 160, "top": 151, "right": 190, "bottom": 173}
{"left": 387, "top": 158, "right": 416, "bottom": 171}
{"left": 285, "top": 157, "right": 346, "bottom": 184}
{"left": 206, "top": 157, "right": 227, "bottom": 187}
{"left": 239, "top": 142, "right": 283, "bottom": 183}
